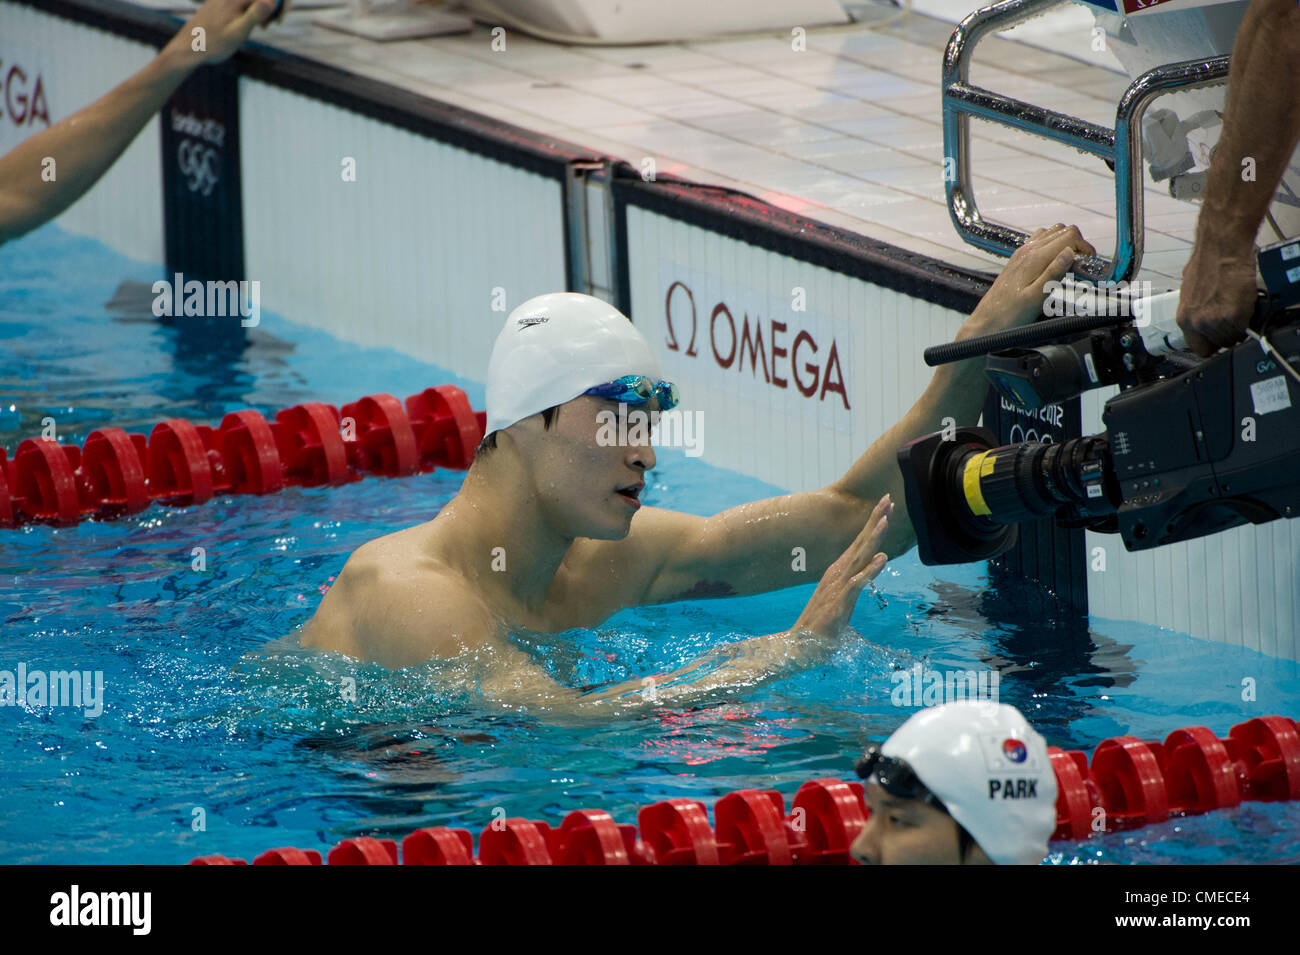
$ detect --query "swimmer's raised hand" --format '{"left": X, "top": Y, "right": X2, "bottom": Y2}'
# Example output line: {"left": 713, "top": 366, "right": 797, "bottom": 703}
{"left": 165, "top": 0, "right": 281, "bottom": 67}
{"left": 791, "top": 494, "right": 893, "bottom": 640}
{"left": 964, "top": 224, "right": 1097, "bottom": 337}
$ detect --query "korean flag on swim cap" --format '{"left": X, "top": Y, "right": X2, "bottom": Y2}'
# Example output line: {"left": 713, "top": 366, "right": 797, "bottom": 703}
{"left": 1001, "top": 738, "right": 1029, "bottom": 764}
{"left": 881, "top": 701, "right": 1057, "bottom": 865}
{"left": 485, "top": 293, "right": 663, "bottom": 436}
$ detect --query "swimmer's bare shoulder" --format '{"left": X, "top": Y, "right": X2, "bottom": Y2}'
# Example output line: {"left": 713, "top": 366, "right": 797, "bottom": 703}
{"left": 299, "top": 531, "right": 497, "bottom": 668}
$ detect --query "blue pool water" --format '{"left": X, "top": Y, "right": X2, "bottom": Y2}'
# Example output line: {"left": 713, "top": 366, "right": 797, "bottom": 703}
{"left": 2, "top": 225, "right": 1299, "bottom": 864}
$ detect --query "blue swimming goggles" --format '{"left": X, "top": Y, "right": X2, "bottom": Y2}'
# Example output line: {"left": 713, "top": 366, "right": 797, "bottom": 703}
{"left": 583, "top": 375, "right": 680, "bottom": 411}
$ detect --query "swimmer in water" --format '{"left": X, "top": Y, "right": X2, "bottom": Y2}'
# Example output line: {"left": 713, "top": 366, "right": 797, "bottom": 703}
{"left": 849, "top": 701, "right": 1057, "bottom": 865}
{"left": 300, "top": 226, "right": 1094, "bottom": 701}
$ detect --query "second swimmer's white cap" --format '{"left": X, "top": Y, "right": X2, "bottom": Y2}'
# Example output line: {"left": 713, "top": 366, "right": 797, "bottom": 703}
{"left": 881, "top": 701, "right": 1057, "bottom": 865}
{"left": 484, "top": 293, "right": 663, "bottom": 436}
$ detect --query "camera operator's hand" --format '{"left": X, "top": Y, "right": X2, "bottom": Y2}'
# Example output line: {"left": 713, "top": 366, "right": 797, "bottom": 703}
{"left": 791, "top": 495, "right": 893, "bottom": 641}
{"left": 1175, "top": 243, "right": 1257, "bottom": 356}
{"left": 963, "top": 224, "right": 1097, "bottom": 339}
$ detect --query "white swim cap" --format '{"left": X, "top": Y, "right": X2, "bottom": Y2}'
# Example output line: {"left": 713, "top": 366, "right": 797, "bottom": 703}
{"left": 881, "top": 701, "right": 1057, "bottom": 865}
{"left": 484, "top": 293, "right": 663, "bottom": 436}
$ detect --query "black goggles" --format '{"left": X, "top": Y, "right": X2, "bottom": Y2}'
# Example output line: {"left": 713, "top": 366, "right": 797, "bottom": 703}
{"left": 854, "top": 744, "right": 946, "bottom": 811}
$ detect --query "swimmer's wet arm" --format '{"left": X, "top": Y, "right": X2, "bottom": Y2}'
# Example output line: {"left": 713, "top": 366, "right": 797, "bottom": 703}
{"left": 635, "top": 488, "right": 894, "bottom": 605}
{"left": 576, "top": 631, "right": 829, "bottom": 706}
{"left": 637, "top": 511, "right": 887, "bottom": 693}
{"left": 635, "top": 227, "right": 1093, "bottom": 603}
{"left": 0, "top": 0, "right": 275, "bottom": 245}
{"left": 583, "top": 513, "right": 888, "bottom": 707}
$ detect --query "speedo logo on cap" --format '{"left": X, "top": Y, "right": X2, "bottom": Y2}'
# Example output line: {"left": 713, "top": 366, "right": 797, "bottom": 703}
{"left": 978, "top": 734, "right": 1041, "bottom": 772}
{"left": 517, "top": 315, "right": 549, "bottom": 329}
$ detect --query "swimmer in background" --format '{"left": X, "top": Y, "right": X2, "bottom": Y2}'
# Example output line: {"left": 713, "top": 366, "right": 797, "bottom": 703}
{"left": 301, "top": 225, "right": 1096, "bottom": 705}
{"left": 0, "top": 0, "right": 280, "bottom": 246}
{"left": 849, "top": 701, "right": 1057, "bottom": 865}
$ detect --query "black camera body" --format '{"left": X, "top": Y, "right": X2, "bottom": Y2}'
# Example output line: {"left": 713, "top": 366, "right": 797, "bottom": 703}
{"left": 1103, "top": 324, "right": 1300, "bottom": 550}
{"left": 898, "top": 300, "right": 1300, "bottom": 567}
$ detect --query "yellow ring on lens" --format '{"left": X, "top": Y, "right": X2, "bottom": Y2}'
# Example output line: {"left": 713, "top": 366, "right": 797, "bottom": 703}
{"left": 963, "top": 451, "right": 996, "bottom": 516}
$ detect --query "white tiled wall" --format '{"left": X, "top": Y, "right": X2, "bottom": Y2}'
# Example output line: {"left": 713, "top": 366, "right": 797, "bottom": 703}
{"left": 239, "top": 78, "right": 568, "bottom": 379}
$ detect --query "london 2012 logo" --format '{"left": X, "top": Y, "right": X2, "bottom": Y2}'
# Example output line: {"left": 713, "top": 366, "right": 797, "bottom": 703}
{"left": 172, "top": 109, "right": 225, "bottom": 197}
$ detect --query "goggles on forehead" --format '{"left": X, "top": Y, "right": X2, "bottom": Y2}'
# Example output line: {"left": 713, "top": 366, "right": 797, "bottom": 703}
{"left": 855, "top": 744, "right": 946, "bottom": 811}
{"left": 583, "top": 375, "right": 679, "bottom": 411}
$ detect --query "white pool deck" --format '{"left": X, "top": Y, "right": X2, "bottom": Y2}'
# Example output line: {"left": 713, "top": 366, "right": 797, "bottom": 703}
{"left": 164, "top": 0, "right": 1203, "bottom": 290}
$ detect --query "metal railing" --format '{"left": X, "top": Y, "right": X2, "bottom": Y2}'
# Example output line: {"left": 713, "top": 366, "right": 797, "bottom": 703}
{"left": 942, "top": 0, "right": 1231, "bottom": 282}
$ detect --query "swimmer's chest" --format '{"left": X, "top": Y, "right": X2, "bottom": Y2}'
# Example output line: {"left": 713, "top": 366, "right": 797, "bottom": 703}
{"left": 494, "top": 591, "right": 616, "bottom": 635}
{"left": 492, "top": 562, "right": 630, "bottom": 635}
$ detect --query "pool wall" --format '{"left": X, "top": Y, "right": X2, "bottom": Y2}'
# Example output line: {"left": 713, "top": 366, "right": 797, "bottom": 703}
{"left": 4, "top": 0, "right": 1297, "bottom": 662}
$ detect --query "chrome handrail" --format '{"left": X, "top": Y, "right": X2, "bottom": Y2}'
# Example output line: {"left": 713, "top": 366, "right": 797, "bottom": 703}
{"left": 942, "top": 0, "right": 1231, "bottom": 283}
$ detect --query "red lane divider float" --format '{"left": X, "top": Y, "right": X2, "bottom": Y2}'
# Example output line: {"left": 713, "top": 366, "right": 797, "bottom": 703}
{"left": 0, "top": 385, "right": 486, "bottom": 527}
{"left": 191, "top": 714, "right": 1300, "bottom": 866}
{"left": 254, "top": 848, "right": 323, "bottom": 866}
{"left": 0, "top": 448, "right": 11, "bottom": 526}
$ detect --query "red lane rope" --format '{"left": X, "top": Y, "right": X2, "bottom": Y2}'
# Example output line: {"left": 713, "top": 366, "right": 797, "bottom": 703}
{"left": 191, "top": 714, "right": 1300, "bottom": 865}
{"left": 0, "top": 385, "right": 485, "bottom": 527}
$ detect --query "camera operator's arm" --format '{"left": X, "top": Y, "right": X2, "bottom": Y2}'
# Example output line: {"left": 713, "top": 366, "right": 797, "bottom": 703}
{"left": 1176, "top": 0, "right": 1300, "bottom": 356}
{"left": 0, "top": 0, "right": 277, "bottom": 246}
